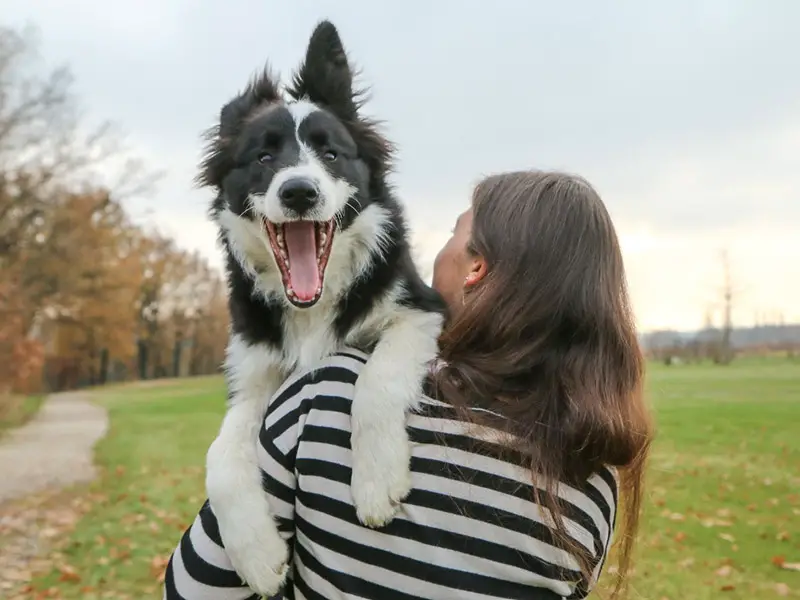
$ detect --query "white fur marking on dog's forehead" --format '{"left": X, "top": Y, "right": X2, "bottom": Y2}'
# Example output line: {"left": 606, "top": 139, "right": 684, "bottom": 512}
{"left": 287, "top": 100, "right": 320, "bottom": 131}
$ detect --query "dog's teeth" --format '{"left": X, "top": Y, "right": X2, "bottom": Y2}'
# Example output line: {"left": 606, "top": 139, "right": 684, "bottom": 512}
{"left": 316, "top": 286, "right": 322, "bottom": 294}
{"left": 319, "top": 232, "right": 327, "bottom": 245}
{"left": 280, "top": 250, "right": 288, "bottom": 260}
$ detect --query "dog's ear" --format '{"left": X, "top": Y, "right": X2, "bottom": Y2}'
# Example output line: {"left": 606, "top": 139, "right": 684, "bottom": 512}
{"left": 219, "top": 67, "right": 281, "bottom": 139}
{"left": 198, "top": 67, "right": 280, "bottom": 188}
{"left": 287, "top": 20, "right": 358, "bottom": 119}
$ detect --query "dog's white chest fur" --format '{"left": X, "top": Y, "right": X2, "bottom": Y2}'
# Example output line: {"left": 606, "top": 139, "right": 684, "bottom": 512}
{"left": 281, "top": 302, "right": 339, "bottom": 371}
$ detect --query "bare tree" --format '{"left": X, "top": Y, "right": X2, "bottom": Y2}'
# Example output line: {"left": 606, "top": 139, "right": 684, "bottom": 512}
{"left": 0, "top": 24, "right": 163, "bottom": 393}
{"left": 715, "top": 249, "right": 735, "bottom": 365}
{"left": 0, "top": 24, "right": 160, "bottom": 331}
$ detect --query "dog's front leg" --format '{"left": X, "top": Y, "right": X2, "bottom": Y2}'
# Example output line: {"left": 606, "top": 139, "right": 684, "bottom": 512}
{"left": 206, "top": 338, "right": 289, "bottom": 596}
{"left": 350, "top": 309, "right": 444, "bottom": 527}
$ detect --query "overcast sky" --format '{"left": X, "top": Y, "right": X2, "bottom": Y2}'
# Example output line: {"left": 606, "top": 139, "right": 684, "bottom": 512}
{"left": 6, "top": 0, "right": 799, "bottom": 331}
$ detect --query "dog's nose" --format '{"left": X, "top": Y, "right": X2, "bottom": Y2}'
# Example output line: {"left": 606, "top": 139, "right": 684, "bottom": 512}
{"left": 278, "top": 178, "right": 319, "bottom": 215}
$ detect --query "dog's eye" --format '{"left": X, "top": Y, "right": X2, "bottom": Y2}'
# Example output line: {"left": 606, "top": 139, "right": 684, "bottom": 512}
{"left": 258, "top": 152, "right": 274, "bottom": 163}
{"left": 322, "top": 150, "right": 337, "bottom": 162}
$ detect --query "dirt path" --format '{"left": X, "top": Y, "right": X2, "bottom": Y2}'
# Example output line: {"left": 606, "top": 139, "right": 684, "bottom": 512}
{"left": 0, "top": 392, "right": 108, "bottom": 504}
{"left": 0, "top": 392, "right": 108, "bottom": 596}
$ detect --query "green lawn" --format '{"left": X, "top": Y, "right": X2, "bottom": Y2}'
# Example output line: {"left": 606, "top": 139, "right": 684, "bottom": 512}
{"left": 19, "top": 359, "right": 800, "bottom": 599}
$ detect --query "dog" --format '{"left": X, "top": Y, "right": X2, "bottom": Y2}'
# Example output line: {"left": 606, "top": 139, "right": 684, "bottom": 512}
{"left": 201, "top": 20, "right": 446, "bottom": 596}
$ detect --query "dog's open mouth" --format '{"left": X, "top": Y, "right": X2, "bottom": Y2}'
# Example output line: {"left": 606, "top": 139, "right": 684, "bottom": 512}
{"left": 264, "top": 219, "right": 335, "bottom": 307}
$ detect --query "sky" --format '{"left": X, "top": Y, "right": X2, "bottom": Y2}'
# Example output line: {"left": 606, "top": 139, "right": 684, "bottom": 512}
{"left": 5, "top": 0, "right": 799, "bottom": 332}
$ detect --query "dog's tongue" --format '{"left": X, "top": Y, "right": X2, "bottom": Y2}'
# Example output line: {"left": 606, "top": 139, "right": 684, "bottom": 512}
{"left": 284, "top": 222, "right": 320, "bottom": 302}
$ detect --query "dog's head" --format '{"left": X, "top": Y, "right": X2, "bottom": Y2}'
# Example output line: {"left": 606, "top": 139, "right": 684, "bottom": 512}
{"left": 202, "top": 21, "right": 393, "bottom": 308}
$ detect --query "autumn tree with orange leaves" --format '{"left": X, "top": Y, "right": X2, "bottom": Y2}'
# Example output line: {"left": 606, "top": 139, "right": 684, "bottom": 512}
{"left": 0, "top": 24, "right": 227, "bottom": 397}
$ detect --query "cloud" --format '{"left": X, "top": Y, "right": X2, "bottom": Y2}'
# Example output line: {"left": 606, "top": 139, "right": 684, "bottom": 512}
{"left": 4, "top": 0, "right": 799, "bottom": 330}
{"left": 588, "top": 115, "right": 800, "bottom": 231}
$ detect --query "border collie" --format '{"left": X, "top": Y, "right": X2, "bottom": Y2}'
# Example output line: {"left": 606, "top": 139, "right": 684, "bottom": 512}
{"left": 202, "top": 20, "right": 446, "bottom": 595}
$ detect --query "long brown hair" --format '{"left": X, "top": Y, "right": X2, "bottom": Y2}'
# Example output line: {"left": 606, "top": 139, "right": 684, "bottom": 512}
{"left": 433, "top": 170, "right": 652, "bottom": 598}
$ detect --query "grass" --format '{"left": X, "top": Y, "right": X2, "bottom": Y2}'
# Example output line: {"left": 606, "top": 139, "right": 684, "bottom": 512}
{"left": 615, "top": 358, "right": 800, "bottom": 599}
{"left": 18, "top": 358, "right": 800, "bottom": 599}
{"left": 0, "top": 394, "right": 45, "bottom": 437}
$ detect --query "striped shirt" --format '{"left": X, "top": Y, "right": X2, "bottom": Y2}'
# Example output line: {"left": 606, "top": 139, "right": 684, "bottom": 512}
{"left": 165, "top": 350, "right": 618, "bottom": 600}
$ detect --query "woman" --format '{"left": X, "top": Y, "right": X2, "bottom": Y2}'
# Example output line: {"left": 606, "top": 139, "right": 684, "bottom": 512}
{"left": 165, "top": 170, "right": 653, "bottom": 600}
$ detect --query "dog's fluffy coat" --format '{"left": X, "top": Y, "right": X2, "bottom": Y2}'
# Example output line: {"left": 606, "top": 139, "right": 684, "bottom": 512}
{"left": 202, "top": 21, "right": 445, "bottom": 594}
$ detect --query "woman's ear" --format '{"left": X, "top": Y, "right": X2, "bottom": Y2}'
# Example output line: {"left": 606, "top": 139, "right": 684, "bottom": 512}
{"left": 464, "top": 256, "right": 488, "bottom": 287}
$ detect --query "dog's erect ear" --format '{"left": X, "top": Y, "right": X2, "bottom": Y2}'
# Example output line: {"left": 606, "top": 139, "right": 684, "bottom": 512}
{"left": 219, "top": 66, "right": 281, "bottom": 139}
{"left": 287, "top": 20, "right": 358, "bottom": 118}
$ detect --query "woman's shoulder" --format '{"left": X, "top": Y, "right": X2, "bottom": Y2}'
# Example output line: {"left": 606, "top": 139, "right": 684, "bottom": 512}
{"left": 270, "top": 349, "right": 369, "bottom": 404}
{"left": 279, "top": 350, "right": 620, "bottom": 516}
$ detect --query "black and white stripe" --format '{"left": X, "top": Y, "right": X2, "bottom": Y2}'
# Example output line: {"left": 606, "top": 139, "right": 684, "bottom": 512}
{"left": 165, "top": 350, "right": 618, "bottom": 600}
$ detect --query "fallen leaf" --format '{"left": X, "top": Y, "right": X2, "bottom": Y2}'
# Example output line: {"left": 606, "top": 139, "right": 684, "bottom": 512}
{"left": 669, "top": 512, "right": 686, "bottom": 522}
{"left": 775, "top": 583, "right": 790, "bottom": 597}
{"left": 715, "top": 565, "right": 733, "bottom": 577}
{"left": 674, "top": 532, "right": 687, "bottom": 543}
{"left": 701, "top": 518, "right": 733, "bottom": 528}
{"left": 777, "top": 531, "right": 790, "bottom": 541}
{"left": 781, "top": 562, "right": 800, "bottom": 572}
{"left": 720, "top": 584, "right": 736, "bottom": 592}
{"left": 57, "top": 565, "right": 80, "bottom": 583}
{"left": 719, "top": 533, "right": 736, "bottom": 543}
{"left": 150, "top": 555, "right": 170, "bottom": 583}
{"left": 772, "top": 556, "right": 786, "bottom": 568}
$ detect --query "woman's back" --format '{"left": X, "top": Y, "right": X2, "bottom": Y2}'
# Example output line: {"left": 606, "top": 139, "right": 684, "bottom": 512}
{"left": 167, "top": 350, "right": 618, "bottom": 600}
{"left": 166, "top": 169, "right": 652, "bottom": 600}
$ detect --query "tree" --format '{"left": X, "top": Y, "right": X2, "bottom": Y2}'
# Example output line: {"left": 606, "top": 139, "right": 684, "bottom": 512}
{"left": 0, "top": 24, "right": 159, "bottom": 393}
{"left": 0, "top": 273, "right": 44, "bottom": 395}
{"left": 0, "top": 23, "right": 228, "bottom": 394}
{"left": 713, "top": 249, "right": 736, "bottom": 365}
{"left": 47, "top": 192, "right": 144, "bottom": 383}
{"left": 188, "top": 273, "right": 228, "bottom": 376}
{"left": 130, "top": 231, "right": 228, "bottom": 379}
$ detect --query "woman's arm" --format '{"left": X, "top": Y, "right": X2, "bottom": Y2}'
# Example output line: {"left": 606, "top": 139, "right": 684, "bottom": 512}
{"left": 163, "top": 368, "right": 316, "bottom": 599}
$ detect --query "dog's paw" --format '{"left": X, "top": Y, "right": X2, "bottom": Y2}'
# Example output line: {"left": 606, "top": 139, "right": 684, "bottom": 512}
{"left": 223, "top": 513, "right": 290, "bottom": 596}
{"left": 350, "top": 416, "right": 412, "bottom": 528}
{"left": 209, "top": 468, "right": 289, "bottom": 595}
{"left": 235, "top": 557, "right": 289, "bottom": 597}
